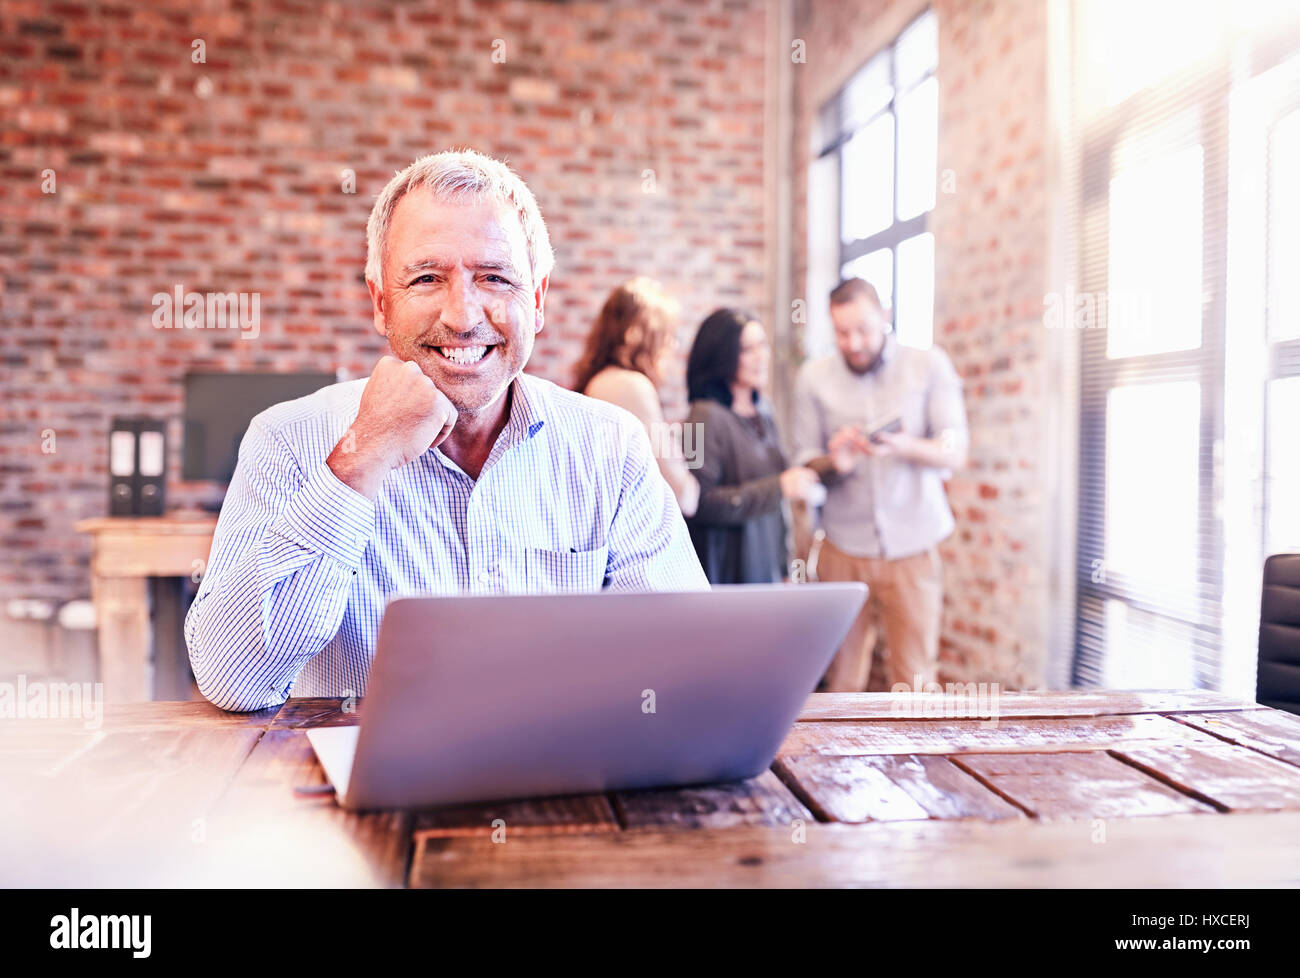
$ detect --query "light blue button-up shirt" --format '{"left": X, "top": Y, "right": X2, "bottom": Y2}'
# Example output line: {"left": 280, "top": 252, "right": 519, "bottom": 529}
{"left": 185, "top": 370, "right": 709, "bottom": 711}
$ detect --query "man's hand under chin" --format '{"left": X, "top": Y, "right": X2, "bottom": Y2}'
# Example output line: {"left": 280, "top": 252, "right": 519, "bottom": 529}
{"left": 327, "top": 355, "right": 458, "bottom": 499}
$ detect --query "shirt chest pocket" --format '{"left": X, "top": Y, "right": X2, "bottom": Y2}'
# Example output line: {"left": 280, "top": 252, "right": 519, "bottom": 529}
{"left": 525, "top": 545, "right": 609, "bottom": 593}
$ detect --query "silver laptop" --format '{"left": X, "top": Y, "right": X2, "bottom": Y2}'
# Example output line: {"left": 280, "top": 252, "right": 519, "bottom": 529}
{"left": 307, "top": 583, "right": 867, "bottom": 811}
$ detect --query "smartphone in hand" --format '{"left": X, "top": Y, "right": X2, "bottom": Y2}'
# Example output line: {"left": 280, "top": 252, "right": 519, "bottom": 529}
{"left": 864, "top": 414, "right": 902, "bottom": 443}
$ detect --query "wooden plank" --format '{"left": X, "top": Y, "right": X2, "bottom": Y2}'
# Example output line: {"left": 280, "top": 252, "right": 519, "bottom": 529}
{"left": 275, "top": 694, "right": 1263, "bottom": 731}
{"left": 78, "top": 517, "right": 217, "bottom": 578}
{"left": 97, "top": 700, "right": 275, "bottom": 730}
{"left": 953, "top": 751, "right": 1214, "bottom": 819}
{"left": 775, "top": 753, "right": 1025, "bottom": 822}
{"left": 1115, "top": 741, "right": 1300, "bottom": 812}
{"left": 415, "top": 795, "right": 618, "bottom": 839}
{"left": 196, "top": 728, "right": 412, "bottom": 888}
{"left": 0, "top": 703, "right": 247, "bottom": 800}
{"left": 8, "top": 727, "right": 261, "bottom": 833}
{"left": 409, "top": 811, "right": 1300, "bottom": 888}
{"left": 0, "top": 699, "right": 276, "bottom": 735}
{"left": 76, "top": 516, "right": 219, "bottom": 535}
{"left": 613, "top": 770, "right": 812, "bottom": 830}
{"left": 797, "top": 689, "right": 1263, "bottom": 722}
{"left": 3, "top": 726, "right": 263, "bottom": 885}
{"left": 1172, "top": 709, "right": 1300, "bottom": 768}
{"left": 270, "top": 697, "right": 360, "bottom": 728}
{"left": 0, "top": 728, "right": 114, "bottom": 823}
{"left": 140, "top": 700, "right": 278, "bottom": 728}
{"left": 89, "top": 574, "right": 151, "bottom": 702}
{"left": 0, "top": 725, "right": 106, "bottom": 766}
{"left": 780, "top": 713, "right": 1220, "bottom": 757}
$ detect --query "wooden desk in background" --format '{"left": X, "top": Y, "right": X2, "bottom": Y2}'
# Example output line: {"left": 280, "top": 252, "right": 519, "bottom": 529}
{"left": 75, "top": 516, "right": 217, "bottom": 702}
{"left": 5, "top": 690, "right": 1300, "bottom": 887}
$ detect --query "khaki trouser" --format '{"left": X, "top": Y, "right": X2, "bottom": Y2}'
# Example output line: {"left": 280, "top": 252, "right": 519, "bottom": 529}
{"left": 813, "top": 535, "right": 943, "bottom": 692}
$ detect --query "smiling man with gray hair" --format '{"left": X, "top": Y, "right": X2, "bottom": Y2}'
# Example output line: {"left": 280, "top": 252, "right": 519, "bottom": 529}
{"left": 186, "top": 148, "right": 707, "bottom": 712}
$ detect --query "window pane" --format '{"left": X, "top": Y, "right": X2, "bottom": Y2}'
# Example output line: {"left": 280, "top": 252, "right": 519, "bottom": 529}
{"left": 841, "top": 52, "right": 892, "bottom": 135}
{"left": 1107, "top": 142, "right": 1203, "bottom": 358}
{"left": 1268, "top": 107, "right": 1300, "bottom": 343}
{"left": 896, "top": 75, "right": 937, "bottom": 220}
{"left": 895, "top": 9, "right": 938, "bottom": 91}
{"left": 895, "top": 232, "right": 934, "bottom": 349}
{"left": 841, "top": 247, "right": 892, "bottom": 314}
{"left": 1104, "top": 381, "right": 1201, "bottom": 605}
{"left": 1080, "top": 0, "right": 1222, "bottom": 110}
{"left": 1102, "top": 600, "right": 1199, "bottom": 688}
{"left": 841, "top": 112, "right": 894, "bottom": 243}
{"left": 1267, "top": 376, "right": 1300, "bottom": 554}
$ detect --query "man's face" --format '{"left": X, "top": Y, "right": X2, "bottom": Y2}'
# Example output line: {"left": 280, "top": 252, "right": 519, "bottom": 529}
{"left": 830, "top": 296, "right": 888, "bottom": 373}
{"left": 368, "top": 187, "right": 547, "bottom": 418}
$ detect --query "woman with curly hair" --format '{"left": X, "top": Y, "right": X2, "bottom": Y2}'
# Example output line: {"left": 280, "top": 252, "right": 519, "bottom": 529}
{"left": 575, "top": 277, "right": 700, "bottom": 517}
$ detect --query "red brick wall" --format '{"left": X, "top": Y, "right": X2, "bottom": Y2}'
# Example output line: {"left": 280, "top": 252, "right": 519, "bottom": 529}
{"left": 792, "top": 0, "right": 1052, "bottom": 688}
{"left": 0, "top": 0, "right": 769, "bottom": 603}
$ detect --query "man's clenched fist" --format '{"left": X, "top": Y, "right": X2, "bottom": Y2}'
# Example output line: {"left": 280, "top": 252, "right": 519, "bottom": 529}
{"left": 327, "top": 356, "right": 458, "bottom": 499}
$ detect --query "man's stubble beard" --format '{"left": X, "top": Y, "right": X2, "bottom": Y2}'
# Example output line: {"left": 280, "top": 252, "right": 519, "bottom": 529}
{"left": 845, "top": 342, "right": 884, "bottom": 376}
{"left": 390, "top": 334, "right": 530, "bottom": 419}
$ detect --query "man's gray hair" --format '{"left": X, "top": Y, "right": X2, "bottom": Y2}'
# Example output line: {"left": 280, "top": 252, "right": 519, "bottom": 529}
{"left": 365, "top": 148, "right": 554, "bottom": 292}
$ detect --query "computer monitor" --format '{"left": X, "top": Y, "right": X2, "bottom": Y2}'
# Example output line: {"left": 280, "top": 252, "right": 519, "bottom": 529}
{"left": 182, "top": 371, "right": 337, "bottom": 483}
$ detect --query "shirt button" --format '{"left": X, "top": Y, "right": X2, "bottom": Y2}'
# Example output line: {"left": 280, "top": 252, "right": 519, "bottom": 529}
{"left": 354, "top": 533, "right": 367, "bottom": 548}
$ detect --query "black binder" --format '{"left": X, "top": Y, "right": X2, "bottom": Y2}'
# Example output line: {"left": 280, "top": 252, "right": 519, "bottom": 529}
{"left": 107, "top": 417, "right": 167, "bottom": 516}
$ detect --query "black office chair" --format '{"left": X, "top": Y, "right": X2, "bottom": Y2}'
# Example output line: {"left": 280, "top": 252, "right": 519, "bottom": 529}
{"left": 1258, "top": 553, "right": 1300, "bottom": 715}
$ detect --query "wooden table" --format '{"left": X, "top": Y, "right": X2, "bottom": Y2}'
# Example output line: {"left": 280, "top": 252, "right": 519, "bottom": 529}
{"left": 75, "top": 516, "right": 217, "bottom": 701}
{"left": 4, "top": 689, "right": 1300, "bottom": 887}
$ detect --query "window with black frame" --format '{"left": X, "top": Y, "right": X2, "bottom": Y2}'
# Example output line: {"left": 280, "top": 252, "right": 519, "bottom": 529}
{"left": 812, "top": 9, "right": 938, "bottom": 350}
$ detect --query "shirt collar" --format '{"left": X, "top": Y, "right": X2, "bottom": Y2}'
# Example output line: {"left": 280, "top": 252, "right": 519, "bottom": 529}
{"left": 428, "top": 373, "right": 546, "bottom": 476}
{"left": 504, "top": 371, "right": 547, "bottom": 444}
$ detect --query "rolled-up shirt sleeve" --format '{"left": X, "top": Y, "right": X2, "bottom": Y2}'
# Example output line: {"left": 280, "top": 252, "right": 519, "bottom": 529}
{"left": 185, "top": 417, "right": 376, "bottom": 712}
